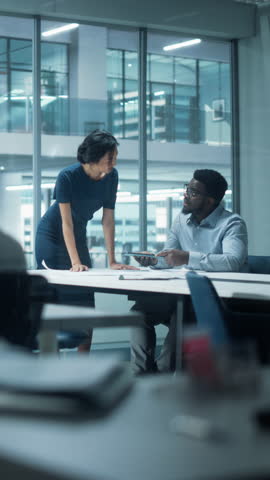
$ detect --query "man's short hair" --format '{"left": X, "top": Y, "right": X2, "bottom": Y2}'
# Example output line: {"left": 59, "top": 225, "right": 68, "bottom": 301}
{"left": 193, "top": 169, "right": 228, "bottom": 204}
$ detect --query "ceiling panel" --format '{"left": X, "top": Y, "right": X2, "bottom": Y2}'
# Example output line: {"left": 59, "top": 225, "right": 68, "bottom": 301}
{"left": 233, "top": 0, "right": 270, "bottom": 5}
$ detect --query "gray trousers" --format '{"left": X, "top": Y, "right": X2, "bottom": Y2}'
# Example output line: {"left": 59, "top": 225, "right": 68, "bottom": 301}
{"left": 129, "top": 294, "right": 177, "bottom": 374}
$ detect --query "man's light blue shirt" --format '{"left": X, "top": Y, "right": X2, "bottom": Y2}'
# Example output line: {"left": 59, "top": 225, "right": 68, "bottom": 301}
{"left": 155, "top": 204, "right": 248, "bottom": 272}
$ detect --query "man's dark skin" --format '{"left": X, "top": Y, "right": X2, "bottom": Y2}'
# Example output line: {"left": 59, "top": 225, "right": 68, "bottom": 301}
{"left": 135, "top": 177, "right": 217, "bottom": 267}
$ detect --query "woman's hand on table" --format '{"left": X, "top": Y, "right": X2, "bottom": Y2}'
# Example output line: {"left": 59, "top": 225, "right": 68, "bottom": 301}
{"left": 70, "top": 263, "right": 89, "bottom": 272}
{"left": 110, "top": 262, "right": 139, "bottom": 270}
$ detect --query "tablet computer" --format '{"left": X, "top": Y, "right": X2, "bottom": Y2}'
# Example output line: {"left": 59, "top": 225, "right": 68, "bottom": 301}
{"left": 124, "top": 252, "right": 156, "bottom": 258}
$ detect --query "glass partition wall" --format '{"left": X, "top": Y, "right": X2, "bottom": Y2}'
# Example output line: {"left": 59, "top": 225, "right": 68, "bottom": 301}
{"left": 0, "top": 16, "right": 233, "bottom": 268}
{"left": 40, "top": 22, "right": 139, "bottom": 268}
{"left": 107, "top": 31, "right": 232, "bottom": 257}
{"left": 0, "top": 16, "right": 34, "bottom": 267}
{"left": 145, "top": 33, "right": 232, "bottom": 252}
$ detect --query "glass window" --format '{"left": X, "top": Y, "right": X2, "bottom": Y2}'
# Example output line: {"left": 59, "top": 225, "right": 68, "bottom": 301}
{"left": 41, "top": 42, "right": 69, "bottom": 135}
{"left": 107, "top": 50, "right": 124, "bottom": 138}
{"left": 10, "top": 70, "right": 32, "bottom": 132}
{"left": 124, "top": 78, "right": 138, "bottom": 139}
{"left": 106, "top": 33, "right": 232, "bottom": 253}
{"left": 175, "top": 57, "right": 196, "bottom": 85}
{"left": 41, "top": 23, "right": 139, "bottom": 267}
{"left": 0, "top": 38, "right": 7, "bottom": 70}
{"left": 0, "top": 36, "right": 69, "bottom": 135}
{"left": 147, "top": 82, "right": 174, "bottom": 141}
{"left": 124, "top": 51, "right": 138, "bottom": 80}
{"left": 0, "top": 38, "right": 8, "bottom": 132}
{"left": 10, "top": 39, "right": 32, "bottom": 69}
{"left": 41, "top": 42, "right": 68, "bottom": 73}
{"left": 199, "top": 60, "right": 231, "bottom": 146}
{"left": 0, "top": 17, "right": 34, "bottom": 267}
{"left": 107, "top": 49, "right": 122, "bottom": 78}
{"left": 107, "top": 49, "right": 139, "bottom": 140}
{"left": 148, "top": 54, "right": 173, "bottom": 83}
{"left": 146, "top": 32, "right": 232, "bottom": 251}
{"left": 0, "top": 17, "right": 233, "bottom": 270}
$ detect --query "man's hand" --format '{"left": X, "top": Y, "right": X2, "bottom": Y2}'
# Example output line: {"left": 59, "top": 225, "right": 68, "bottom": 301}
{"left": 133, "top": 252, "right": 158, "bottom": 267}
{"left": 156, "top": 249, "right": 189, "bottom": 267}
{"left": 110, "top": 262, "right": 138, "bottom": 270}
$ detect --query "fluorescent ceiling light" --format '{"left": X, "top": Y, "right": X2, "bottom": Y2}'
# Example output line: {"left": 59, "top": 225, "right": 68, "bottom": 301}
{"left": 42, "top": 23, "right": 79, "bottom": 37}
{"left": 163, "top": 38, "right": 201, "bottom": 51}
{"left": 6, "top": 183, "right": 55, "bottom": 191}
{"left": 149, "top": 188, "right": 182, "bottom": 194}
{"left": 6, "top": 185, "right": 33, "bottom": 191}
{"left": 117, "top": 191, "right": 131, "bottom": 196}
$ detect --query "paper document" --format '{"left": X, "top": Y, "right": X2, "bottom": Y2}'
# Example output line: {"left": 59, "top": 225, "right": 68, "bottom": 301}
{"left": 119, "top": 268, "right": 188, "bottom": 280}
{"left": 41, "top": 260, "right": 147, "bottom": 276}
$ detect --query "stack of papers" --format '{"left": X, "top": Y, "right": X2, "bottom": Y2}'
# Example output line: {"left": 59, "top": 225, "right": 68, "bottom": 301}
{"left": 119, "top": 268, "right": 188, "bottom": 280}
{"left": 41, "top": 260, "right": 188, "bottom": 280}
{"left": 0, "top": 348, "right": 132, "bottom": 418}
{"left": 42, "top": 261, "right": 127, "bottom": 276}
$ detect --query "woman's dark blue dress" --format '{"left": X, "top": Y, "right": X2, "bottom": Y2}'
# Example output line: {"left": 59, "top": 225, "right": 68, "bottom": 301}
{"left": 35, "top": 163, "right": 118, "bottom": 306}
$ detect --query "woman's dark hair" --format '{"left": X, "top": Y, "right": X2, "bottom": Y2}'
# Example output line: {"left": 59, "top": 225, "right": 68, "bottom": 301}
{"left": 77, "top": 129, "right": 119, "bottom": 164}
{"left": 193, "top": 169, "right": 228, "bottom": 204}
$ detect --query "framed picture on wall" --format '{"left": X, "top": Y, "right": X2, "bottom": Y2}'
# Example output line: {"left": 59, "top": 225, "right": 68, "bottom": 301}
{"left": 212, "top": 98, "right": 225, "bottom": 121}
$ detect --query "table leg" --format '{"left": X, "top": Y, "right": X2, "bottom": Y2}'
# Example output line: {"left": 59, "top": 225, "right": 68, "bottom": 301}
{"left": 38, "top": 330, "right": 58, "bottom": 354}
{"left": 175, "top": 297, "right": 184, "bottom": 371}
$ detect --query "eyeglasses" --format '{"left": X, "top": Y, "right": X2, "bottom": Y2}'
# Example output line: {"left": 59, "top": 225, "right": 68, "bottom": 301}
{"left": 184, "top": 184, "right": 207, "bottom": 198}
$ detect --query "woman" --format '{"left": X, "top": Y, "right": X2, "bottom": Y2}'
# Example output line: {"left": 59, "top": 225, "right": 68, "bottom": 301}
{"left": 35, "top": 129, "right": 135, "bottom": 349}
{"left": 36, "top": 129, "right": 134, "bottom": 274}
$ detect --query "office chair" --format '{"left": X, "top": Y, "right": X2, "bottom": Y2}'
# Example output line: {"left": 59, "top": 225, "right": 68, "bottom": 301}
{"left": 51, "top": 283, "right": 93, "bottom": 349}
{"left": 0, "top": 272, "right": 87, "bottom": 351}
{"left": 186, "top": 271, "right": 270, "bottom": 364}
{"left": 248, "top": 255, "right": 270, "bottom": 274}
{"left": 0, "top": 272, "right": 55, "bottom": 349}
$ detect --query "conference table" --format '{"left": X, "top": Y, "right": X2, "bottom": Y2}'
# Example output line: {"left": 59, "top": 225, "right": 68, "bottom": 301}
{"left": 30, "top": 267, "right": 270, "bottom": 368}
{"left": 1, "top": 371, "right": 270, "bottom": 480}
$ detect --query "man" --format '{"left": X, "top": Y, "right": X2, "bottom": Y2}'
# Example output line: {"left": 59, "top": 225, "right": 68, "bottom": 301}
{"left": 130, "top": 169, "right": 248, "bottom": 375}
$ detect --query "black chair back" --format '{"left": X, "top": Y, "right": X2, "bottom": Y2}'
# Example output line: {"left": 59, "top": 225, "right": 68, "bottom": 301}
{"left": 248, "top": 255, "right": 270, "bottom": 274}
{"left": 186, "top": 271, "right": 230, "bottom": 347}
{"left": 0, "top": 272, "right": 54, "bottom": 349}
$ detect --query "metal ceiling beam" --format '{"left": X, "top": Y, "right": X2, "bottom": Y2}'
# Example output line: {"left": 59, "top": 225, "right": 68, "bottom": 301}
{"left": 0, "top": 0, "right": 256, "bottom": 40}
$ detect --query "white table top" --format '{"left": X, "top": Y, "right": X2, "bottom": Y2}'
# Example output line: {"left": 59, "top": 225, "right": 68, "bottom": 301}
{"left": 41, "top": 304, "right": 143, "bottom": 331}
{"left": 1, "top": 373, "right": 270, "bottom": 480}
{"left": 30, "top": 268, "right": 270, "bottom": 301}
